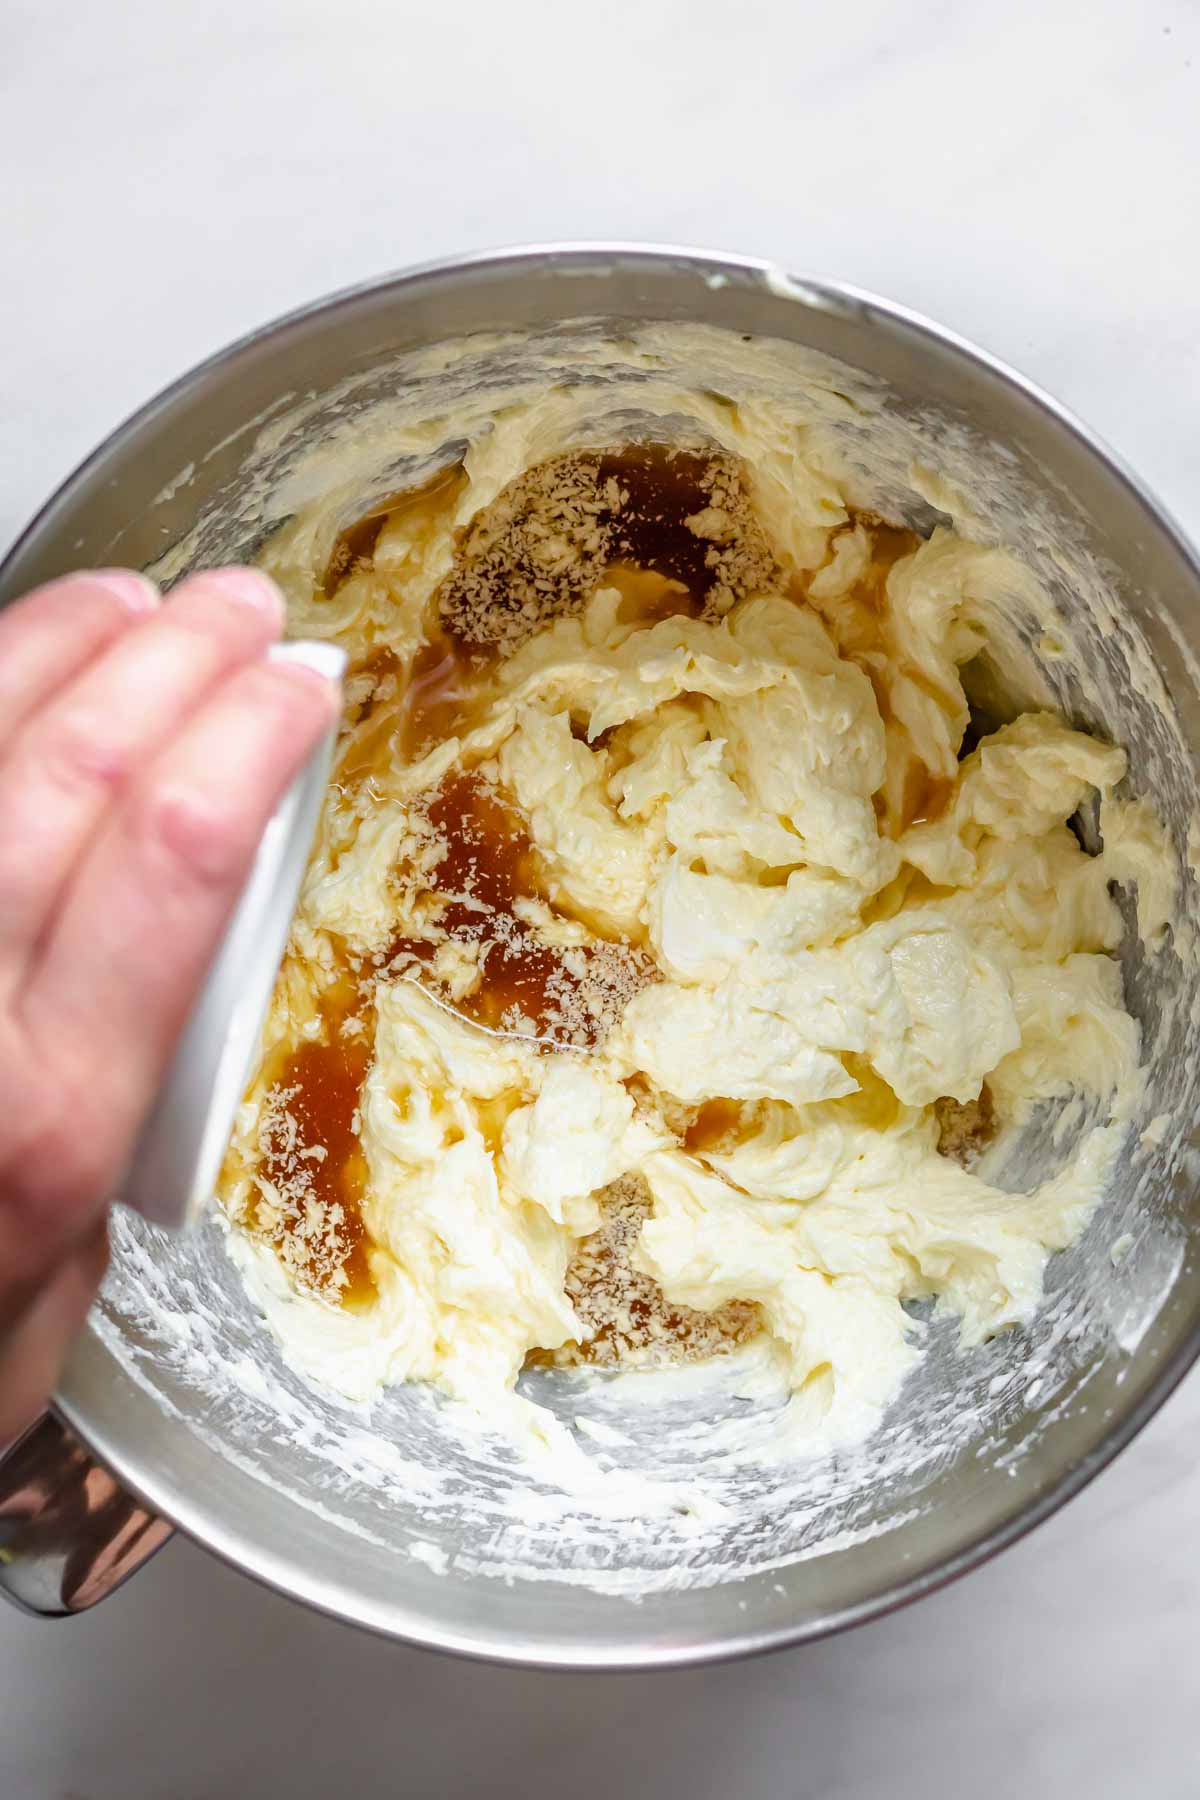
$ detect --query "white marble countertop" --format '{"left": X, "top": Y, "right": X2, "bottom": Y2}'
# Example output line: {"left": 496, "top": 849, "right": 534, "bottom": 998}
{"left": 2, "top": 1, "right": 1199, "bottom": 1793}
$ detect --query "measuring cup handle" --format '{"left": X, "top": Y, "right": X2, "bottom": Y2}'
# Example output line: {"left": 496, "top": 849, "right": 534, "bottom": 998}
{"left": 0, "top": 1412, "right": 173, "bottom": 1617}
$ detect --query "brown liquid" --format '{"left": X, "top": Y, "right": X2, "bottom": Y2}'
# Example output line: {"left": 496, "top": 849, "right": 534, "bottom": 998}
{"left": 323, "top": 464, "right": 465, "bottom": 597}
{"left": 838, "top": 1054, "right": 903, "bottom": 1133}
{"left": 336, "top": 632, "right": 487, "bottom": 789}
{"left": 258, "top": 991, "right": 377, "bottom": 1307}
{"left": 329, "top": 445, "right": 777, "bottom": 792}
{"left": 348, "top": 645, "right": 400, "bottom": 723}
{"left": 325, "top": 508, "right": 391, "bottom": 595}
{"left": 594, "top": 445, "right": 725, "bottom": 599}
{"left": 903, "top": 768, "right": 955, "bottom": 830}
{"left": 605, "top": 562, "right": 697, "bottom": 629}
{"left": 327, "top": 466, "right": 482, "bottom": 787}
{"left": 683, "top": 1097, "right": 746, "bottom": 1155}
{"left": 874, "top": 759, "right": 956, "bottom": 840}
{"left": 474, "top": 1087, "right": 530, "bottom": 1155}
{"left": 398, "top": 634, "right": 484, "bottom": 759}
{"left": 855, "top": 517, "right": 921, "bottom": 605}
{"left": 405, "top": 774, "right": 560, "bottom": 1032}
{"left": 391, "top": 773, "right": 648, "bottom": 1046}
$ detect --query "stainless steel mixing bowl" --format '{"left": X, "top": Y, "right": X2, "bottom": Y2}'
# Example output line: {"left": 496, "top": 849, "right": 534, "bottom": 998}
{"left": 2, "top": 245, "right": 1198, "bottom": 1666}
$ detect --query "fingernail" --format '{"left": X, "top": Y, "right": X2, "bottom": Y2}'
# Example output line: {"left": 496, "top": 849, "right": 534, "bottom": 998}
{"left": 203, "top": 566, "right": 284, "bottom": 621}
{"left": 88, "top": 569, "right": 160, "bottom": 614}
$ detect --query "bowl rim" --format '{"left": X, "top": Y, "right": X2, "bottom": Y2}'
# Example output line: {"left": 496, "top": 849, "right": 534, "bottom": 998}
{"left": 6, "top": 240, "right": 1200, "bottom": 1669}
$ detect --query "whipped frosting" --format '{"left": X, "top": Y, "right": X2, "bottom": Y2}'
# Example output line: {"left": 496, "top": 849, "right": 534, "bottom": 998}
{"left": 218, "top": 377, "right": 1175, "bottom": 1476}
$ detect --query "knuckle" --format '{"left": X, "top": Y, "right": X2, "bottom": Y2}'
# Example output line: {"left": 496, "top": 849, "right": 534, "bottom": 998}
{"left": 37, "top": 709, "right": 131, "bottom": 797}
{"left": 136, "top": 778, "right": 251, "bottom": 889}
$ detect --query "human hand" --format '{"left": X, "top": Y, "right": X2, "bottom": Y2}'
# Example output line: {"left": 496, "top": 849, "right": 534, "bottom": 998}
{"left": 0, "top": 567, "right": 340, "bottom": 1442}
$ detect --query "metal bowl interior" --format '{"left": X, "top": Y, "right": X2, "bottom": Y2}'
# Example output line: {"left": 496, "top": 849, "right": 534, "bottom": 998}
{"left": 3, "top": 247, "right": 1199, "bottom": 1668}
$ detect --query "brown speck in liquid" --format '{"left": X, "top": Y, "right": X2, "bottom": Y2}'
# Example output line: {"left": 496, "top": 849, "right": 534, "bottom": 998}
{"left": 596, "top": 445, "right": 725, "bottom": 598}
{"left": 258, "top": 990, "right": 377, "bottom": 1308}
{"left": 404, "top": 774, "right": 559, "bottom": 1030}
{"left": 434, "top": 441, "right": 780, "bottom": 654}
{"left": 391, "top": 773, "right": 649, "bottom": 1047}
{"left": 349, "top": 645, "right": 400, "bottom": 721}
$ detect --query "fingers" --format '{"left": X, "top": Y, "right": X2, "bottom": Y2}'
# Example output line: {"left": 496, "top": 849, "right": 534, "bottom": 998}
{"left": 13, "top": 654, "right": 339, "bottom": 1245}
{"left": 0, "top": 570, "right": 158, "bottom": 758}
{"left": 0, "top": 562, "right": 340, "bottom": 1425}
{"left": 0, "top": 1220, "right": 108, "bottom": 1446}
{"left": 0, "top": 567, "right": 285, "bottom": 978}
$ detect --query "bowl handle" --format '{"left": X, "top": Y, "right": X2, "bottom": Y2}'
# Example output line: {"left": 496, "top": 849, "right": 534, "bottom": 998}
{"left": 0, "top": 1412, "right": 173, "bottom": 1616}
